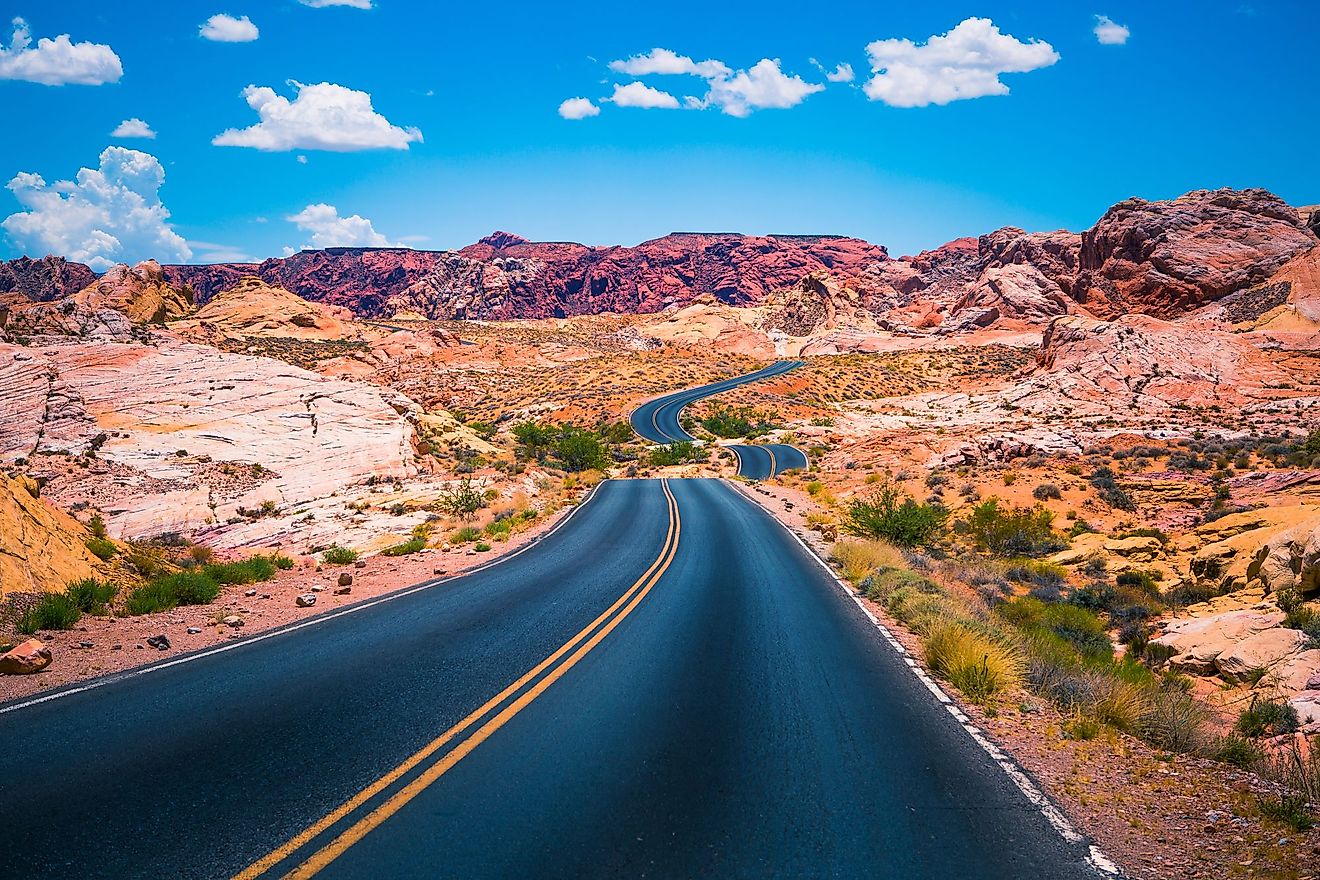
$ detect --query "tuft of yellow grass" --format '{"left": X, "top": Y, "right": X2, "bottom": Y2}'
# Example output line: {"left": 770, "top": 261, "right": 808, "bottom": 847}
{"left": 831, "top": 539, "right": 905, "bottom": 585}
{"left": 922, "top": 620, "right": 1024, "bottom": 704}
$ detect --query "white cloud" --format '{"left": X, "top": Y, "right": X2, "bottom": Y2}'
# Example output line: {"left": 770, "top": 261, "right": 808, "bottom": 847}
{"left": 286, "top": 203, "right": 395, "bottom": 250}
{"left": 863, "top": 17, "right": 1059, "bottom": 108}
{"left": 212, "top": 81, "right": 423, "bottom": 152}
{"left": 592, "top": 49, "right": 824, "bottom": 117}
{"left": 558, "top": 96, "right": 600, "bottom": 120}
{"left": 826, "top": 62, "right": 854, "bottom": 83}
{"left": 1094, "top": 15, "right": 1130, "bottom": 45}
{"left": 199, "top": 13, "right": 259, "bottom": 43}
{"left": 2, "top": 147, "right": 191, "bottom": 270}
{"left": 0, "top": 17, "right": 122, "bottom": 85}
{"left": 297, "top": 155, "right": 308, "bottom": 164}
{"left": 609, "top": 48, "right": 730, "bottom": 79}
{"left": 111, "top": 118, "right": 156, "bottom": 139}
{"left": 299, "top": 0, "right": 372, "bottom": 7}
{"left": 188, "top": 240, "right": 256, "bottom": 263}
{"left": 703, "top": 59, "right": 823, "bottom": 117}
{"left": 610, "top": 81, "right": 681, "bottom": 110}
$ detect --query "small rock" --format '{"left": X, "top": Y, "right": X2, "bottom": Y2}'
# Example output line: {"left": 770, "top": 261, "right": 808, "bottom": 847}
{"left": 0, "top": 639, "right": 54, "bottom": 675}
{"left": 433, "top": 568, "right": 445, "bottom": 575}
{"left": 296, "top": 594, "right": 317, "bottom": 608}
{"left": 222, "top": 615, "right": 244, "bottom": 628}
{"left": 244, "top": 589, "right": 257, "bottom": 597}
{"left": 79, "top": 641, "right": 93, "bottom": 649}
{"left": 146, "top": 634, "right": 171, "bottom": 651}
{"left": 135, "top": 644, "right": 144, "bottom": 650}
{"left": 261, "top": 594, "right": 271, "bottom": 600}
{"left": 334, "top": 586, "right": 351, "bottom": 595}
{"left": 112, "top": 644, "right": 122, "bottom": 651}
{"left": 338, "top": 573, "right": 353, "bottom": 587}
{"left": 354, "top": 560, "right": 366, "bottom": 569}
{"left": 187, "top": 627, "right": 202, "bottom": 634}
{"left": 310, "top": 584, "right": 325, "bottom": 593}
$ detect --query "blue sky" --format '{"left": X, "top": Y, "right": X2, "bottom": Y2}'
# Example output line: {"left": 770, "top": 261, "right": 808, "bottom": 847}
{"left": 0, "top": 1, "right": 1315, "bottom": 268}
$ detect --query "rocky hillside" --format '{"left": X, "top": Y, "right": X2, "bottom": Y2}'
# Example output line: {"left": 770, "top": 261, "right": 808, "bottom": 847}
{"left": 4, "top": 188, "right": 1315, "bottom": 328}
{"left": 0, "top": 473, "right": 100, "bottom": 596}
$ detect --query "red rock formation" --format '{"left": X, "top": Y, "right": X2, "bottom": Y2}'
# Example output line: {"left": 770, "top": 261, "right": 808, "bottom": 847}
{"left": 1072, "top": 188, "right": 1317, "bottom": 318}
{"left": 0, "top": 256, "right": 96, "bottom": 301}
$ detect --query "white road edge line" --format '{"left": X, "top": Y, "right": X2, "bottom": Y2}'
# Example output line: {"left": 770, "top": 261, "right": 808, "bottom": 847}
{"left": 725, "top": 480, "right": 1124, "bottom": 879}
{"left": 0, "top": 480, "right": 610, "bottom": 718}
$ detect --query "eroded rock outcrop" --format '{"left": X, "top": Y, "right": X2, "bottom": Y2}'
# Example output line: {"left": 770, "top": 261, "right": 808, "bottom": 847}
{"left": 0, "top": 256, "right": 96, "bottom": 302}
{"left": 171, "top": 275, "right": 359, "bottom": 341}
{"left": 0, "top": 473, "right": 100, "bottom": 596}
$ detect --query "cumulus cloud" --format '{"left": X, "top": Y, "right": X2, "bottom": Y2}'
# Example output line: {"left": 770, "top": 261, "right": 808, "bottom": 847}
{"left": 702, "top": 59, "right": 824, "bottom": 117}
{"left": 1093, "top": 15, "right": 1130, "bottom": 45}
{"left": 609, "top": 48, "right": 730, "bottom": 79}
{"left": 286, "top": 204, "right": 395, "bottom": 251}
{"left": 200, "top": 13, "right": 259, "bottom": 42}
{"left": 111, "top": 118, "right": 156, "bottom": 139}
{"left": 213, "top": 81, "right": 423, "bottom": 152}
{"left": 609, "top": 81, "right": 681, "bottom": 110}
{"left": 863, "top": 17, "right": 1059, "bottom": 107}
{"left": 558, "top": 96, "right": 600, "bottom": 120}
{"left": 0, "top": 17, "right": 122, "bottom": 85}
{"left": 581, "top": 48, "right": 824, "bottom": 118}
{"left": 299, "top": 0, "right": 372, "bottom": 7}
{"left": 2, "top": 147, "right": 191, "bottom": 270}
{"left": 825, "top": 62, "right": 855, "bottom": 83}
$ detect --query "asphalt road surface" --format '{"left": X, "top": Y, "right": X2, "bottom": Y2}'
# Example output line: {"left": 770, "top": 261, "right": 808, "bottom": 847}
{"left": 0, "top": 479, "right": 1104, "bottom": 880}
{"left": 629, "top": 361, "right": 809, "bottom": 479}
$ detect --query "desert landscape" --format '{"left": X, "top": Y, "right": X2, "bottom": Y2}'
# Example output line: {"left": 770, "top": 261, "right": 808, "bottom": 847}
{"left": 4, "top": 186, "right": 1320, "bottom": 878}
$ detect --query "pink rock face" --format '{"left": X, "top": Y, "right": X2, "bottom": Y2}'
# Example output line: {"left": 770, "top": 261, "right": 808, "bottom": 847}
{"left": 1073, "top": 188, "right": 1317, "bottom": 317}
{"left": 0, "top": 256, "right": 96, "bottom": 302}
{"left": 0, "top": 638, "right": 52, "bottom": 675}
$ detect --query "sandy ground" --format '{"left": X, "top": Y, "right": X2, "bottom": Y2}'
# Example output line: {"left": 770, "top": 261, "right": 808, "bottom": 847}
{"left": 730, "top": 477, "right": 1320, "bottom": 880}
{"left": 0, "top": 490, "right": 587, "bottom": 704}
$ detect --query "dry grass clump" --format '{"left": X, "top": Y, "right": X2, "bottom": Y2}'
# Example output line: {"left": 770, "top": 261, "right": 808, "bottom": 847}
{"left": 922, "top": 620, "right": 1024, "bottom": 703}
{"left": 832, "top": 539, "right": 905, "bottom": 584}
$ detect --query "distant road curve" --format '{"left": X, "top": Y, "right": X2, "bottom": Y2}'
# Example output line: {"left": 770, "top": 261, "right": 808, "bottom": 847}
{"left": 630, "top": 361, "right": 808, "bottom": 479}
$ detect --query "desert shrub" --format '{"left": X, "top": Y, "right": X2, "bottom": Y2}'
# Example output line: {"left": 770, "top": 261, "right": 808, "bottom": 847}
{"left": 922, "top": 620, "right": 1024, "bottom": 703}
{"left": 16, "top": 592, "right": 82, "bottom": 633}
{"left": 321, "top": 546, "right": 359, "bottom": 565}
{"left": 435, "top": 475, "right": 486, "bottom": 520}
{"left": 960, "top": 499, "right": 1064, "bottom": 557}
{"left": 842, "top": 482, "right": 948, "bottom": 548}
{"left": 1032, "top": 483, "right": 1062, "bottom": 501}
{"left": 700, "top": 404, "right": 780, "bottom": 439}
{"left": 1116, "top": 569, "right": 1160, "bottom": 595}
{"left": 124, "top": 571, "right": 220, "bottom": 615}
{"left": 831, "top": 540, "right": 905, "bottom": 585}
{"left": 1212, "top": 734, "right": 1263, "bottom": 768}
{"left": 1089, "top": 467, "right": 1134, "bottom": 510}
{"left": 885, "top": 586, "right": 960, "bottom": 635}
{"left": 484, "top": 518, "right": 513, "bottom": 539}
{"left": 123, "top": 545, "right": 169, "bottom": 580}
{"left": 553, "top": 426, "right": 610, "bottom": 472}
{"left": 449, "top": 526, "right": 482, "bottom": 544}
{"left": 85, "top": 536, "right": 118, "bottom": 561}
{"left": 1257, "top": 794, "right": 1315, "bottom": 832}
{"left": 474, "top": 542, "right": 492, "bottom": 552}
{"left": 203, "top": 556, "right": 277, "bottom": 585}
{"left": 1236, "top": 697, "right": 1301, "bottom": 737}
{"left": 271, "top": 554, "right": 295, "bottom": 570}
{"left": 1000, "top": 598, "right": 1112, "bottom": 659}
{"left": 65, "top": 578, "right": 117, "bottom": 614}
{"left": 87, "top": 513, "right": 108, "bottom": 539}
{"left": 1063, "top": 711, "right": 1102, "bottom": 740}
{"left": 866, "top": 569, "right": 938, "bottom": 603}
{"left": 381, "top": 536, "right": 426, "bottom": 556}
{"left": 648, "top": 442, "right": 702, "bottom": 467}
{"left": 1282, "top": 604, "right": 1320, "bottom": 649}
{"left": 1004, "top": 559, "right": 1067, "bottom": 589}
{"left": 1140, "top": 687, "right": 1209, "bottom": 752}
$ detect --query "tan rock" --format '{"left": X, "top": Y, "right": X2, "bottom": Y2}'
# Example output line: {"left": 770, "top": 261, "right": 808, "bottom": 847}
{"left": 1154, "top": 609, "right": 1285, "bottom": 673}
{"left": 1215, "top": 628, "right": 1310, "bottom": 682}
{"left": 1248, "top": 513, "right": 1320, "bottom": 597}
{"left": 1261, "top": 649, "right": 1320, "bottom": 695}
{"left": 0, "top": 473, "right": 100, "bottom": 597}
{"left": 0, "top": 638, "right": 53, "bottom": 674}
{"left": 172, "top": 276, "right": 359, "bottom": 342}
{"left": 1104, "top": 535, "right": 1163, "bottom": 562}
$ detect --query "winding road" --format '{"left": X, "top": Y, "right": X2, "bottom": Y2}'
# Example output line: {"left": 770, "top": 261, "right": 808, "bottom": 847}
{"left": 0, "top": 479, "right": 1108, "bottom": 879}
{"left": 629, "top": 361, "right": 809, "bottom": 479}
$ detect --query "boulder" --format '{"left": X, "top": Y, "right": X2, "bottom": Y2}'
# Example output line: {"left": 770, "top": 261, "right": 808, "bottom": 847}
{"left": 1215, "top": 628, "right": 1310, "bottom": 682}
{"left": 296, "top": 594, "right": 316, "bottom": 607}
{"left": 0, "top": 638, "right": 53, "bottom": 674}
{"left": 1249, "top": 515, "right": 1320, "bottom": 596}
{"left": 1103, "top": 536, "right": 1163, "bottom": 562}
{"left": 1153, "top": 609, "right": 1285, "bottom": 674}
{"left": 1261, "top": 648, "right": 1320, "bottom": 694}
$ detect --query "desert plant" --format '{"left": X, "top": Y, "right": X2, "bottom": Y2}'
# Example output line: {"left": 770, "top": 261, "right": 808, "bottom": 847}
{"left": 16, "top": 592, "right": 82, "bottom": 633}
{"left": 1257, "top": 794, "right": 1314, "bottom": 832}
{"left": 553, "top": 426, "right": 610, "bottom": 472}
{"left": 84, "top": 536, "right": 118, "bottom": 561}
{"left": 436, "top": 475, "right": 486, "bottom": 520}
{"left": 381, "top": 536, "right": 427, "bottom": 556}
{"left": 449, "top": 526, "right": 482, "bottom": 544}
{"left": 922, "top": 620, "right": 1024, "bottom": 703}
{"left": 123, "top": 571, "right": 220, "bottom": 615}
{"left": 321, "top": 546, "right": 359, "bottom": 566}
{"left": 64, "top": 578, "right": 117, "bottom": 615}
{"left": 1211, "top": 734, "right": 1262, "bottom": 768}
{"left": 960, "top": 499, "right": 1064, "bottom": 557}
{"left": 831, "top": 540, "right": 905, "bottom": 585}
{"left": 1236, "top": 697, "right": 1301, "bottom": 737}
{"left": 203, "top": 556, "right": 277, "bottom": 585}
{"left": 474, "top": 542, "right": 492, "bottom": 552}
{"left": 842, "top": 481, "right": 947, "bottom": 548}
{"left": 1032, "top": 483, "right": 1062, "bottom": 501}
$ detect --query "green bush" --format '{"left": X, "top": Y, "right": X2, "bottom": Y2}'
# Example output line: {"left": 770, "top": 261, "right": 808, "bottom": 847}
{"left": 1032, "top": 483, "right": 1062, "bottom": 501}
{"left": 553, "top": 426, "right": 609, "bottom": 472}
{"left": 843, "top": 482, "right": 948, "bottom": 548}
{"left": 923, "top": 620, "right": 1024, "bottom": 703}
{"left": 85, "top": 536, "right": 118, "bottom": 561}
{"left": 1089, "top": 467, "right": 1134, "bottom": 511}
{"left": 649, "top": 442, "right": 702, "bottom": 467}
{"left": 203, "top": 556, "right": 277, "bottom": 584}
{"left": 1212, "top": 734, "right": 1263, "bottom": 768}
{"left": 1257, "top": 794, "right": 1314, "bottom": 831}
{"left": 16, "top": 592, "right": 82, "bottom": 633}
{"left": 65, "top": 578, "right": 117, "bottom": 614}
{"left": 381, "top": 536, "right": 426, "bottom": 556}
{"left": 123, "top": 571, "right": 221, "bottom": 616}
{"left": 1236, "top": 697, "right": 1301, "bottom": 737}
{"left": 271, "top": 554, "right": 295, "bottom": 570}
{"left": 449, "top": 526, "right": 482, "bottom": 544}
{"left": 322, "top": 546, "right": 359, "bottom": 565}
{"left": 474, "top": 542, "right": 492, "bottom": 552}
{"left": 700, "top": 404, "right": 780, "bottom": 439}
{"left": 961, "top": 499, "right": 1064, "bottom": 557}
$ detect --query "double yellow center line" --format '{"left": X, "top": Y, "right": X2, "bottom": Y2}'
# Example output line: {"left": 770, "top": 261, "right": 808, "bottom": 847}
{"left": 234, "top": 479, "right": 682, "bottom": 880}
